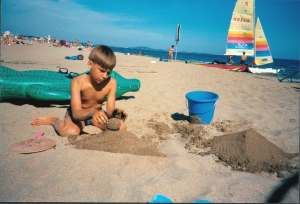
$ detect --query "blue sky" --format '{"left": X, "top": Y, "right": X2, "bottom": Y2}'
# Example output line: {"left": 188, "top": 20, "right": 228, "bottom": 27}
{"left": 2, "top": 0, "right": 300, "bottom": 60}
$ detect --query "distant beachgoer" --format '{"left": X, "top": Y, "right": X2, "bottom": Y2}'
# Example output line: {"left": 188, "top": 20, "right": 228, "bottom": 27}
{"left": 240, "top": 52, "right": 248, "bottom": 65}
{"left": 3, "top": 35, "right": 10, "bottom": 45}
{"left": 64, "top": 55, "right": 84, "bottom": 60}
{"left": 77, "top": 54, "right": 84, "bottom": 60}
{"left": 31, "top": 45, "right": 127, "bottom": 136}
{"left": 47, "top": 35, "right": 51, "bottom": 44}
{"left": 168, "top": 45, "right": 175, "bottom": 60}
{"left": 227, "top": 55, "right": 234, "bottom": 64}
{"left": 87, "top": 41, "right": 94, "bottom": 51}
{"left": 60, "top": 40, "right": 66, "bottom": 47}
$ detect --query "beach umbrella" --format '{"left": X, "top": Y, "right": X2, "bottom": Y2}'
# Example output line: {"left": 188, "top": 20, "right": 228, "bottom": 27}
{"left": 175, "top": 24, "right": 181, "bottom": 60}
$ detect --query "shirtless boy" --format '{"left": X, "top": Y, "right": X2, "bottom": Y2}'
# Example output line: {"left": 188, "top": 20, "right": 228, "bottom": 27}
{"left": 31, "top": 45, "right": 125, "bottom": 136}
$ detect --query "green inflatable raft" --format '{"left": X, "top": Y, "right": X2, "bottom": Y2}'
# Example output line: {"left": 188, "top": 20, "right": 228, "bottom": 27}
{"left": 0, "top": 66, "right": 141, "bottom": 102}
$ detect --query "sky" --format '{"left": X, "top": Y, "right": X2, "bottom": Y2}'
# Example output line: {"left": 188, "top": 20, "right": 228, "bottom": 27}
{"left": 2, "top": 0, "right": 300, "bottom": 60}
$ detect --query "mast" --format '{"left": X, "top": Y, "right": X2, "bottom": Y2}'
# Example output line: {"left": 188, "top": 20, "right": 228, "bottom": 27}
{"left": 253, "top": 0, "right": 256, "bottom": 64}
{"left": 174, "top": 24, "right": 181, "bottom": 61}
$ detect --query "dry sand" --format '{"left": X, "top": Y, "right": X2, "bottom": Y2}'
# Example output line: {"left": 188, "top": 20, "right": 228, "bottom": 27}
{"left": 0, "top": 43, "right": 299, "bottom": 202}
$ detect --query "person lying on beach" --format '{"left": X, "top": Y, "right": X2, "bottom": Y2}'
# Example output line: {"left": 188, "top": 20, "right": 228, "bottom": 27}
{"left": 31, "top": 45, "right": 126, "bottom": 137}
{"left": 64, "top": 54, "right": 84, "bottom": 60}
{"left": 77, "top": 54, "right": 84, "bottom": 60}
{"left": 226, "top": 55, "right": 234, "bottom": 65}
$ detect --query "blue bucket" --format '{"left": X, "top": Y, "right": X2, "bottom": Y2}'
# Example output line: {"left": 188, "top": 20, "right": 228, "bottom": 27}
{"left": 185, "top": 91, "right": 219, "bottom": 124}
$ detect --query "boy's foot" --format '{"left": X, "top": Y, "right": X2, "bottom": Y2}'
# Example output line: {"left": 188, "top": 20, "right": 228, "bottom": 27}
{"left": 31, "top": 117, "right": 58, "bottom": 126}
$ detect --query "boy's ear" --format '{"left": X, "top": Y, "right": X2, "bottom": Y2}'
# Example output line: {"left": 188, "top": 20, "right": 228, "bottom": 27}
{"left": 87, "top": 60, "right": 92, "bottom": 66}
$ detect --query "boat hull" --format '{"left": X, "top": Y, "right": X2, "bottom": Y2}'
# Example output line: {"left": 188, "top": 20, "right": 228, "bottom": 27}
{"left": 196, "top": 63, "right": 250, "bottom": 72}
{"left": 248, "top": 67, "right": 278, "bottom": 74}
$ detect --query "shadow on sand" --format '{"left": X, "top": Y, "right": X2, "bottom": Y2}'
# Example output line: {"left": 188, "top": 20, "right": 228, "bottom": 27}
{"left": 1, "top": 95, "right": 136, "bottom": 108}
{"left": 1, "top": 99, "right": 70, "bottom": 108}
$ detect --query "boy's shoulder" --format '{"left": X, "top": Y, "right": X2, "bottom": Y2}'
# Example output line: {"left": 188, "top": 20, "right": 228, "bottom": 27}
{"left": 109, "top": 77, "right": 117, "bottom": 86}
{"left": 73, "top": 74, "right": 88, "bottom": 81}
{"left": 71, "top": 74, "right": 89, "bottom": 86}
{"left": 103, "top": 77, "right": 117, "bottom": 90}
{"left": 110, "top": 77, "right": 116, "bottom": 83}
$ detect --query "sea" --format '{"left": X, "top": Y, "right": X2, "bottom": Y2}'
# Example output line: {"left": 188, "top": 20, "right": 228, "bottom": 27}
{"left": 110, "top": 46, "right": 300, "bottom": 82}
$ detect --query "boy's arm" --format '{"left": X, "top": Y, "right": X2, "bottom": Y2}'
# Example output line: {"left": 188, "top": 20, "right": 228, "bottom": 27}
{"left": 105, "top": 78, "right": 117, "bottom": 118}
{"left": 70, "top": 78, "right": 97, "bottom": 121}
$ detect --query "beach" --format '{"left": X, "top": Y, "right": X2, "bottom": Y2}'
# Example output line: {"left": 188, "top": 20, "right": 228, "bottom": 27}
{"left": 0, "top": 43, "right": 299, "bottom": 202}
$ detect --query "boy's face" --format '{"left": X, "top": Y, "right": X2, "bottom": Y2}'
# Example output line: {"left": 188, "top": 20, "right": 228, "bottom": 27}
{"left": 88, "top": 60, "right": 111, "bottom": 84}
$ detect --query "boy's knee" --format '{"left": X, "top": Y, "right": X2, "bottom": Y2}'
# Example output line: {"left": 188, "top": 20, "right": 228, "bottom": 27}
{"left": 60, "top": 127, "right": 81, "bottom": 137}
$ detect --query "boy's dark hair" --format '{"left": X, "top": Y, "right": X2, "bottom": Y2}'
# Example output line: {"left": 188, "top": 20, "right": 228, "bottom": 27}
{"left": 89, "top": 45, "right": 116, "bottom": 71}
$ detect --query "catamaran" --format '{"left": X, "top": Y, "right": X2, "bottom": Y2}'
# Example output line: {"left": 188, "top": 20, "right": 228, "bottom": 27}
{"left": 199, "top": 0, "right": 277, "bottom": 74}
{"left": 249, "top": 17, "right": 276, "bottom": 74}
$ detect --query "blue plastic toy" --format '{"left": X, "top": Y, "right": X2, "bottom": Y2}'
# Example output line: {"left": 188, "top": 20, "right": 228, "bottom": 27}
{"left": 150, "top": 194, "right": 212, "bottom": 203}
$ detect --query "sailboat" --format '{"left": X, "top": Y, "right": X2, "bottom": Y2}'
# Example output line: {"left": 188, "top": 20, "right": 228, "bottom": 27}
{"left": 248, "top": 17, "right": 276, "bottom": 74}
{"left": 227, "top": 0, "right": 277, "bottom": 73}
{"left": 229, "top": 0, "right": 278, "bottom": 74}
{"left": 198, "top": 0, "right": 276, "bottom": 73}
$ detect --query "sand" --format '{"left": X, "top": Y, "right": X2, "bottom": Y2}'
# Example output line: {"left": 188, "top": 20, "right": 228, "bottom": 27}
{"left": 193, "top": 128, "right": 297, "bottom": 174}
{"left": 0, "top": 43, "right": 299, "bottom": 202}
{"left": 69, "top": 130, "right": 165, "bottom": 157}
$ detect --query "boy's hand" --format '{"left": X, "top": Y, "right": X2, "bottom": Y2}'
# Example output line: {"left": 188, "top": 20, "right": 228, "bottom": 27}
{"left": 92, "top": 110, "right": 108, "bottom": 127}
{"left": 112, "top": 108, "right": 127, "bottom": 121}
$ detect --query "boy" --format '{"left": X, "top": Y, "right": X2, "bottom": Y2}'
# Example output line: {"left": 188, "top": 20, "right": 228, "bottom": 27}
{"left": 31, "top": 45, "right": 125, "bottom": 136}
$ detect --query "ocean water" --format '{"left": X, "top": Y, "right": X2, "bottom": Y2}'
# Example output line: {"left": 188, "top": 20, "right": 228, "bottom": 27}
{"left": 111, "top": 46, "right": 300, "bottom": 82}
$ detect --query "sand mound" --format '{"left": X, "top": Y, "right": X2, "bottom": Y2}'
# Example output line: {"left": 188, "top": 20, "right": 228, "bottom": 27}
{"left": 203, "top": 129, "right": 298, "bottom": 174}
{"left": 68, "top": 130, "right": 165, "bottom": 157}
{"left": 172, "top": 121, "right": 298, "bottom": 175}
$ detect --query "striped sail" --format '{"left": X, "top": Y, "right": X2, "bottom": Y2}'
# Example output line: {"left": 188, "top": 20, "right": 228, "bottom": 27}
{"left": 254, "top": 18, "right": 273, "bottom": 65}
{"left": 225, "top": 0, "right": 255, "bottom": 56}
